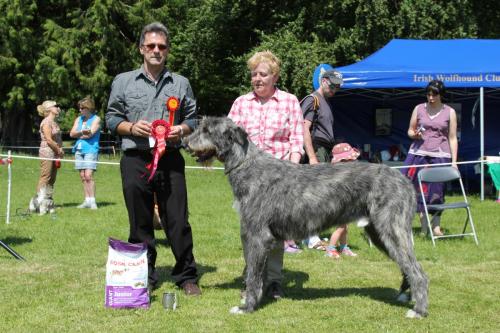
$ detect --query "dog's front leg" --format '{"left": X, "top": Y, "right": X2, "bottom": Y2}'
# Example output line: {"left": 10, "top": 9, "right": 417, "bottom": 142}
{"left": 230, "top": 235, "right": 268, "bottom": 314}
{"left": 243, "top": 245, "right": 267, "bottom": 312}
{"left": 239, "top": 224, "right": 249, "bottom": 283}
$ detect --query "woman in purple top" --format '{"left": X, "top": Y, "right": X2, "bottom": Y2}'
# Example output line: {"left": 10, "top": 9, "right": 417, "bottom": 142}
{"left": 402, "top": 80, "right": 458, "bottom": 236}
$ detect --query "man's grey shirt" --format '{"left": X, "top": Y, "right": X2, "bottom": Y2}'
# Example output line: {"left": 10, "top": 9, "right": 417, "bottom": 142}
{"left": 302, "top": 93, "right": 335, "bottom": 145}
{"left": 106, "top": 66, "right": 197, "bottom": 151}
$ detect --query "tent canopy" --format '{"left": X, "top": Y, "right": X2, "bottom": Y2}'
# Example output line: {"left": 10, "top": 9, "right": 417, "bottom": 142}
{"left": 335, "top": 39, "right": 500, "bottom": 89}
{"left": 319, "top": 39, "right": 500, "bottom": 198}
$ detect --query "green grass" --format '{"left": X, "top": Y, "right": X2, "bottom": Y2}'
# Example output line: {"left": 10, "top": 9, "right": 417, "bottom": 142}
{"left": 0, "top": 153, "right": 499, "bottom": 332}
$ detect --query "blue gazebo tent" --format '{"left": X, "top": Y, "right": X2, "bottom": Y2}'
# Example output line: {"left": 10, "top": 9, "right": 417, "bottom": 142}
{"left": 316, "top": 39, "right": 500, "bottom": 199}
{"left": 337, "top": 39, "right": 500, "bottom": 89}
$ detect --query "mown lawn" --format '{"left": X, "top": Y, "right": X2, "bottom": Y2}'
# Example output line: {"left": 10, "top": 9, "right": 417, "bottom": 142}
{"left": 0, "top": 153, "right": 499, "bottom": 332}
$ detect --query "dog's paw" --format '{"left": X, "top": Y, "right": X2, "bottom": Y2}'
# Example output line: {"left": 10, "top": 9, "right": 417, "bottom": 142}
{"left": 229, "top": 306, "right": 245, "bottom": 315}
{"left": 406, "top": 309, "right": 423, "bottom": 319}
{"left": 28, "top": 198, "right": 38, "bottom": 213}
{"left": 396, "top": 292, "right": 410, "bottom": 303}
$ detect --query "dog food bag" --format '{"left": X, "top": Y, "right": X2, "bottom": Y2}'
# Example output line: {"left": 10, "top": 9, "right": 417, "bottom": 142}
{"left": 105, "top": 238, "right": 150, "bottom": 308}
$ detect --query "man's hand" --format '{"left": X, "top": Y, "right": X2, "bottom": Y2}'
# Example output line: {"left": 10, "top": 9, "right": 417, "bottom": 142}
{"left": 167, "top": 125, "right": 183, "bottom": 142}
{"left": 131, "top": 120, "right": 152, "bottom": 137}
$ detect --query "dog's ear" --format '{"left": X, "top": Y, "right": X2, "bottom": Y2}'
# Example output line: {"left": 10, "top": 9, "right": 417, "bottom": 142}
{"left": 231, "top": 126, "right": 248, "bottom": 146}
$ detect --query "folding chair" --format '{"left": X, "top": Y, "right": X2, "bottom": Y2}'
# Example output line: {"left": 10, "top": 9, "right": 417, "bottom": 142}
{"left": 418, "top": 166, "right": 479, "bottom": 246}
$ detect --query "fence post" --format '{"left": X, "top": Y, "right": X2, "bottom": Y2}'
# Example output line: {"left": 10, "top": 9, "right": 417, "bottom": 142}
{"left": 6, "top": 150, "right": 12, "bottom": 224}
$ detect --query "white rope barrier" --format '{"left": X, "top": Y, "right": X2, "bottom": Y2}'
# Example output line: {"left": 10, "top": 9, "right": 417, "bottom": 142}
{"left": 0, "top": 152, "right": 223, "bottom": 224}
{"left": 390, "top": 160, "right": 482, "bottom": 169}
{"left": 0, "top": 152, "right": 486, "bottom": 170}
{"left": 1, "top": 149, "right": 493, "bottom": 225}
{"left": 1, "top": 145, "right": 117, "bottom": 151}
{"left": 0, "top": 153, "right": 225, "bottom": 170}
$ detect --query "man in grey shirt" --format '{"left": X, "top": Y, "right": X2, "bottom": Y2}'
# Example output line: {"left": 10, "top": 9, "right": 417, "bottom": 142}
{"left": 302, "top": 70, "right": 342, "bottom": 164}
{"left": 106, "top": 22, "right": 201, "bottom": 296}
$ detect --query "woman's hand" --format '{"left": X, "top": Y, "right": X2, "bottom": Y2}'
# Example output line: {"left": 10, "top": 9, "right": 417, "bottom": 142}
{"left": 410, "top": 128, "right": 423, "bottom": 140}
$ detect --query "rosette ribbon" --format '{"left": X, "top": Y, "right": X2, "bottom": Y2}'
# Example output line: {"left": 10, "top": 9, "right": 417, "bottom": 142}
{"left": 166, "top": 96, "right": 180, "bottom": 126}
{"left": 146, "top": 119, "right": 170, "bottom": 182}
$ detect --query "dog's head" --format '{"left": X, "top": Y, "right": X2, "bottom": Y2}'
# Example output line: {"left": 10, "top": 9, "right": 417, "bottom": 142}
{"left": 185, "top": 117, "right": 248, "bottom": 165}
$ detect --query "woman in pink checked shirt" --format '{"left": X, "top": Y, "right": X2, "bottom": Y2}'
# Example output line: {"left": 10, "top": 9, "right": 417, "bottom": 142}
{"left": 228, "top": 50, "right": 304, "bottom": 300}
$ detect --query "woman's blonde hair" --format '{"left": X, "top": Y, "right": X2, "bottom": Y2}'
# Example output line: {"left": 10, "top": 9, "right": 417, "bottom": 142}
{"left": 37, "top": 100, "right": 57, "bottom": 117}
{"left": 247, "top": 50, "right": 281, "bottom": 77}
{"left": 78, "top": 96, "right": 95, "bottom": 112}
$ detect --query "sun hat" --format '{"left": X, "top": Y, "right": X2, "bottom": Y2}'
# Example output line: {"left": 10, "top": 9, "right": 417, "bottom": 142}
{"left": 331, "top": 143, "right": 360, "bottom": 164}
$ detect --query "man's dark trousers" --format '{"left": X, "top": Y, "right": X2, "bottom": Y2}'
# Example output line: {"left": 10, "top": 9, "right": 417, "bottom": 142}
{"left": 120, "top": 149, "right": 198, "bottom": 288}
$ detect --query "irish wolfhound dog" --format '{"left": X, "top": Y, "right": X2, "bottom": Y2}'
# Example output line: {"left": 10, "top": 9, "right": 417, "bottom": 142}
{"left": 185, "top": 117, "right": 428, "bottom": 318}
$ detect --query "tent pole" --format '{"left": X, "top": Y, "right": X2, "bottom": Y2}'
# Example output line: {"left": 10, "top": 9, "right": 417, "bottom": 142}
{"left": 480, "top": 87, "right": 484, "bottom": 201}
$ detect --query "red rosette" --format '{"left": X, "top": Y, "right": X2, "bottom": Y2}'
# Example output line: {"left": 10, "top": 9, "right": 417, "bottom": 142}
{"left": 166, "top": 97, "right": 180, "bottom": 126}
{"left": 151, "top": 119, "right": 170, "bottom": 139}
{"left": 146, "top": 119, "right": 171, "bottom": 181}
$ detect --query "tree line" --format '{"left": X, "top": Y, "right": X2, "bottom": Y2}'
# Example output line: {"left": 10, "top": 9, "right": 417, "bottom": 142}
{"left": 1, "top": 0, "right": 498, "bottom": 146}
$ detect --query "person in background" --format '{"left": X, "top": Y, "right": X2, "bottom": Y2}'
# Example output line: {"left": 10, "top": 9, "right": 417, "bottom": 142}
{"left": 326, "top": 143, "right": 360, "bottom": 259}
{"left": 401, "top": 79, "right": 458, "bottom": 236}
{"left": 70, "top": 96, "right": 101, "bottom": 209}
{"left": 228, "top": 50, "right": 304, "bottom": 299}
{"left": 29, "top": 100, "right": 64, "bottom": 215}
{"left": 106, "top": 22, "right": 201, "bottom": 296}
{"left": 301, "top": 70, "right": 357, "bottom": 258}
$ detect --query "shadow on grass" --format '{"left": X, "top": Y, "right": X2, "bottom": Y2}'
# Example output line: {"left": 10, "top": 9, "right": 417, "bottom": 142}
{"left": 209, "top": 269, "right": 310, "bottom": 291}
{"left": 0, "top": 237, "right": 31, "bottom": 260}
{"left": 60, "top": 201, "right": 117, "bottom": 208}
{"left": 413, "top": 227, "right": 475, "bottom": 245}
{"left": 412, "top": 226, "right": 424, "bottom": 235}
{"left": 211, "top": 275, "right": 245, "bottom": 290}
{"left": 0, "top": 236, "right": 32, "bottom": 246}
{"left": 209, "top": 268, "right": 410, "bottom": 311}
{"left": 149, "top": 262, "right": 217, "bottom": 301}
{"left": 285, "top": 286, "right": 408, "bottom": 308}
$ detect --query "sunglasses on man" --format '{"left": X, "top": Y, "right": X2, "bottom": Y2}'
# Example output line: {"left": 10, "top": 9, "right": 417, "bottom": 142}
{"left": 328, "top": 82, "right": 341, "bottom": 90}
{"left": 142, "top": 43, "right": 168, "bottom": 51}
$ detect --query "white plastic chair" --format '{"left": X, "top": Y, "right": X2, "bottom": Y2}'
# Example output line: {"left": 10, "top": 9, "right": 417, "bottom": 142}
{"left": 418, "top": 166, "right": 479, "bottom": 246}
